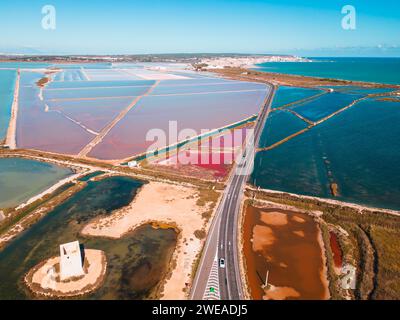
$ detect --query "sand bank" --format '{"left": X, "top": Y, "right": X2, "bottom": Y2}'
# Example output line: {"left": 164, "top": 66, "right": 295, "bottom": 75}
{"left": 248, "top": 186, "right": 400, "bottom": 216}
{"left": 259, "top": 211, "right": 288, "bottom": 226}
{"left": 81, "top": 181, "right": 217, "bottom": 299}
{"left": 5, "top": 70, "right": 20, "bottom": 149}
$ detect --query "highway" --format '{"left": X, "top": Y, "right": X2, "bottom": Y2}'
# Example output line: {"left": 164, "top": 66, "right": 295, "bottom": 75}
{"left": 191, "top": 82, "right": 275, "bottom": 300}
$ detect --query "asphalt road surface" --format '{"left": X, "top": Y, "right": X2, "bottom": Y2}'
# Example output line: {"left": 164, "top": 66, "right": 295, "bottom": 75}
{"left": 191, "top": 82, "right": 275, "bottom": 300}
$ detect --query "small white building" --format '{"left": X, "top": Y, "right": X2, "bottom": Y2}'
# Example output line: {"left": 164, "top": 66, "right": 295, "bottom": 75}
{"left": 60, "top": 241, "right": 84, "bottom": 281}
{"left": 128, "top": 160, "right": 138, "bottom": 168}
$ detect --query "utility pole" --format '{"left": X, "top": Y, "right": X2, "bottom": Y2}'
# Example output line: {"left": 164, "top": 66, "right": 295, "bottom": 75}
{"left": 261, "top": 269, "right": 269, "bottom": 289}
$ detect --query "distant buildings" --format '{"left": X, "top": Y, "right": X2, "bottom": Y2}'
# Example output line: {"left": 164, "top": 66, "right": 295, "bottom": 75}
{"left": 59, "top": 241, "right": 84, "bottom": 280}
{"left": 128, "top": 160, "right": 138, "bottom": 168}
{"left": 198, "top": 55, "right": 310, "bottom": 69}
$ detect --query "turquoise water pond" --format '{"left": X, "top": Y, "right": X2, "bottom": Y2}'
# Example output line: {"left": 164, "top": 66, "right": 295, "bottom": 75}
{"left": 0, "top": 157, "right": 73, "bottom": 209}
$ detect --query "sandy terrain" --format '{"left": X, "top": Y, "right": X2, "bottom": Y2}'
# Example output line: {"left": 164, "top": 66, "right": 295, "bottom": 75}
{"left": 25, "top": 249, "right": 106, "bottom": 298}
{"left": 252, "top": 225, "right": 276, "bottom": 252}
{"left": 212, "top": 67, "right": 400, "bottom": 89}
{"left": 248, "top": 186, "right": 400, "bottom": 216}
{"left": 81, "top": 181, "right": 216, "bottom": 299}
{"left": 260, "top": 211, "right": 288, "bottom": 226}
{"left": 292, "top": 215, "right": 306, "bottom": 223}
{"left": 293, "top": 230, "right": 305, "bottom": 237}
{"left": 264, "top": 285, "right": 300, "bottom": 300}
{"left": 5, "top": 70, "right": 20, "bottom": 149}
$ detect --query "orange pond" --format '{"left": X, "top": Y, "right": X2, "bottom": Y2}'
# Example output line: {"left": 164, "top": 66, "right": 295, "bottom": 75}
{"left": 329, "top": 232, "right": 343, "bottom": 268}
{"left": 243, "top": 205, "right": 329, "bottom": 300}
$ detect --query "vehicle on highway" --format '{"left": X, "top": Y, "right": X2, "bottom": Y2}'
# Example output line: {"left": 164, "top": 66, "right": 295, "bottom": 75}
{"left": 219, "top": 258, "right": 226, "bottom": 268}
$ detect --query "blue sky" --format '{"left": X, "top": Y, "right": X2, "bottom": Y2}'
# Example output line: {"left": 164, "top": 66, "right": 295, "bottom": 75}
{"left": 1, "top": 0, "right": 399, "bottom": 56}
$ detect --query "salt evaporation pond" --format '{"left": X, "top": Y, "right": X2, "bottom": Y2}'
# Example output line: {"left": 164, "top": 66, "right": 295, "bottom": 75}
{"left": 44, "top": 85, "right": 152, "bottom": 100}
{"left": 290, "top": 91, "right": 363, "bottom": 122}
{"left": 258, "top": 110, "right": 308, "bottom": 148}
{"left": 46, "top": 97, "right": 134, "bottom": 132}
{"left": 271, "top": 86, "right": 323, "bottom": 109}
{"left": 47, "top": 79, "right": 155, "bottom": 89}
{"left": 89, "top": 87, "right": 268, "bottom": 160}
{"left": 16, "top": 71, "right": 94, "bottom": 154}
{"left": 14, "top": 64, "right": 270, "bottom": 159}
{"left": 252, "top": 98, "right": 400, "bottom": 210}
{"left": 150, "top": 81, "right": 266, "bottom": 96}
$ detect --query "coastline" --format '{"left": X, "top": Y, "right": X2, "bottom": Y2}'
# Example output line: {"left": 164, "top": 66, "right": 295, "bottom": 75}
{"left": 209, "top": 67, "right": 400, "bottom": 89}
{"left": 251, "top": 57, "right": 400, "bottom": 86}
{"left": 15, "top": 171, "right": 84, "bottom": 211}
{"left": 247, "top": 185, "right": 400, "bottom": 216}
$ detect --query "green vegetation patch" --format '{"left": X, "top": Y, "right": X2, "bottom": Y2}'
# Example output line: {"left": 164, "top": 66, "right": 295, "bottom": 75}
{"left": 369, "top": 226, "right": 400, "bottom": 299}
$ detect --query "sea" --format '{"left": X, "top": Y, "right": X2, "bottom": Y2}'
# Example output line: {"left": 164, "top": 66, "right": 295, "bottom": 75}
{"left": 255, "top": 57, "right": 400, "bottom": 85}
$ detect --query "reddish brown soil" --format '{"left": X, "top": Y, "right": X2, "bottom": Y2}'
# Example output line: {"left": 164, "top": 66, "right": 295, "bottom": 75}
{"left": 243, "top": 205, "right": 328, "bottom": 300}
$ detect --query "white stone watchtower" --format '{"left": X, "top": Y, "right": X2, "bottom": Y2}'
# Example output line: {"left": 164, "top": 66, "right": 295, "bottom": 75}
{"left": 59, "top": 241, "right": 84, "bottom": 280}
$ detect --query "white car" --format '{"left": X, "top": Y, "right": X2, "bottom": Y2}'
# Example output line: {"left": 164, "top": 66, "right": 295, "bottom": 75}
{"left": 219, "top": 258, "right": 226, "bottom": 268}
